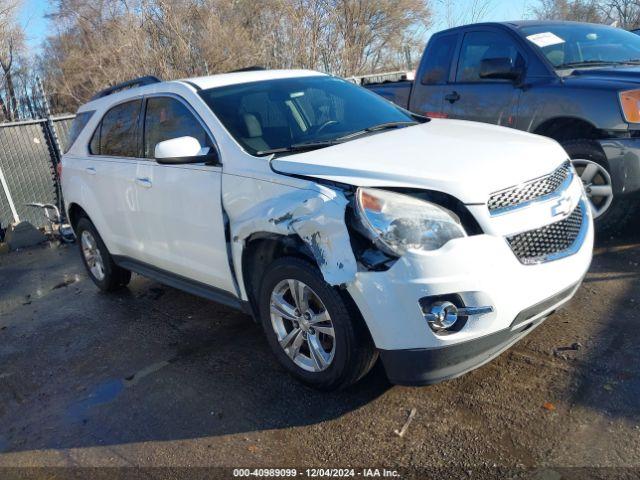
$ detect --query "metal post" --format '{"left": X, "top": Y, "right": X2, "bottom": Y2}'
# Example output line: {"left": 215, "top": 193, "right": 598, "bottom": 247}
{"left": 35, "top": 77, "right": 62, "bottom": 163}
{"left": 35, "top": 76, "right": 66, "bottom": 221}
{"left": 0, "top": 165, "right": 20, "bottom": 223}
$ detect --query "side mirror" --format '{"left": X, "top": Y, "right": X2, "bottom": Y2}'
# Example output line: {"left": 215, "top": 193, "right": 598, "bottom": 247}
{"left": 154, "top": 136, "right": 217, "bottom": 165}
{"left": 479, "top": 57, "right": 522, "bottom": 81}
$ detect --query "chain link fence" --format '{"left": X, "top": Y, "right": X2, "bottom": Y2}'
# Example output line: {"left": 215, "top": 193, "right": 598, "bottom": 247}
{"left": 0, "top": 115, "right": 74, "bottom": 230}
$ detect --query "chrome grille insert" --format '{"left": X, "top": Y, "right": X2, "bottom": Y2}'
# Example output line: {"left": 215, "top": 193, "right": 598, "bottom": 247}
{"left": 488, "top": 161, "right": 573, "bottom": 215}
{"left": 507, "top": 202, "right": 587, "bottom": 265}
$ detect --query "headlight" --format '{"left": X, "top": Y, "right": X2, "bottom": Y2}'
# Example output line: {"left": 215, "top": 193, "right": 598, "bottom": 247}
{"left": 620, "top": 90, "right": 640, "bottom": 123}
{"left": 355, "top": 187, "right": 466, "bottom": 256}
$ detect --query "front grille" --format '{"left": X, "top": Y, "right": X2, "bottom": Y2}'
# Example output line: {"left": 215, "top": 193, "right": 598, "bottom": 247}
{"left": 507, "top": 203, "right": 584, "bottom": 264}
{"left": 488, "top": 161, "right": 572, "bottom": 213}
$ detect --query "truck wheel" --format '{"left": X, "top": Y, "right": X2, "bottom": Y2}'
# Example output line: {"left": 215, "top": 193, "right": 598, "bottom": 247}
{"left": 76, "top": 217, "right": 131, "bottom": 291}
{"left": 562, "top": 139, "right": 637, "bottom": 234}
{"left": 258, "top": 257, "right": 377, "bottom": 390}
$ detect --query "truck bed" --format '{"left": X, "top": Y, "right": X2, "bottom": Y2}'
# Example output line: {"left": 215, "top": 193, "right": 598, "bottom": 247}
{"left": 363, "top": 81, "right": 412, "bottom": 109}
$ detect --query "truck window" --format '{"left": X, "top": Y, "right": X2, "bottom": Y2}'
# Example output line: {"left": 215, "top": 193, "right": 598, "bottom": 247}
{"left": 90, "top": 99, "right": 142, "bottom": 157}
{"left": 456, "top": 31, "right": 522, "bottom": 83}
{"left": 143, "top": 96, "right": 212, "bottom": 158}
{"left": 421, "top": 35, "right": 457, "bottom": 85}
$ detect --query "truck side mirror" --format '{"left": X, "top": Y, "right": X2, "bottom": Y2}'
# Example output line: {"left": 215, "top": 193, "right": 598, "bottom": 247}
{"left": 479, "top": 57, "right": 522, "bottom": 81}
{"left": 154, "top": 136, "right": 218, "bottom": 165}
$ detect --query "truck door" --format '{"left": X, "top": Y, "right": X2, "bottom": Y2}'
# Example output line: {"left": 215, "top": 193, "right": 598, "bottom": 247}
{"left": 444, "top": 29, "right": 524, "bottom": 127}
{"left": 409, "top": 33, "right": 458, "bottom": 118}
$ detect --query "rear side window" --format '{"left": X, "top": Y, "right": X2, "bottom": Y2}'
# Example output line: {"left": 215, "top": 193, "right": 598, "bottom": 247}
{"left": 143, "top": 97, "right": 212, "bottom": 158}
{"left": 65, "top": 111, "right": 94, "bottom": 153}
{"left": 421, "top": 35, "right": 457, "bottom": 85}
{"left": 89, "top": 99, "right": 142, "bottom": 157}
{"left": 456, "top": 31, "right": 522, "bottom": 83}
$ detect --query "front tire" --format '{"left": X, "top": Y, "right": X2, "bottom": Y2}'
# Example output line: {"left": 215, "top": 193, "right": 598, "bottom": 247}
{"left": 562, "top": 139, "right": 637, "bottom": 234}
{"left": 258, "top": 257, "right": 377, "bottom": 390}
{"left": 76, "top": 217, "right": 131, "bottom": 292}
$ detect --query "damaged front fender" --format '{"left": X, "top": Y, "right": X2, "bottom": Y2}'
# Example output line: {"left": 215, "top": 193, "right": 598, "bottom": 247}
{"left": 229, "top": 186, "right": 357, "bottom": 298}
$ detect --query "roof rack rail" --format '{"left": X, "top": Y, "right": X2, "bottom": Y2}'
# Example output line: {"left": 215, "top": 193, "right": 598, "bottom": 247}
{"left": 91, "top": 75, "right": 161, "bottom": 101}
{"left": 228, "top": 66, "right": 266, "bottom": 73}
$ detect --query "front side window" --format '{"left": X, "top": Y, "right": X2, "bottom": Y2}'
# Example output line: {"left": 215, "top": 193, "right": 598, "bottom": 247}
{"left": 456, "top": 31, "right": 522, "bottom": 83}
{"left": 199, "top": 76, "right": 416, "bottom": 155}
{"left": 90, "top": 99, "right": 142, "bottom": 157}
{"left": 521, "top": 24, "right": 640, "bottom": 70}
{"left": 421, "top": 35, "right": 457, "bottom": 84}
{"left": 143, "top": 97, "right": 212, "bottom": 158}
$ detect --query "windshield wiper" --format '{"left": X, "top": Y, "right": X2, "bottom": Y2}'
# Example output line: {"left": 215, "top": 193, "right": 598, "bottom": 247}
{"left": 256, "top": 121, "right": 418, "bottom": 156}
{"left": 256, "top": 139, "right": 344, "bottom": 156}
{"left": 555, "top": 60, "right": 626, "bottom": 69}
{"left": 337, "top": 121, "right": 418, "bottom": 140}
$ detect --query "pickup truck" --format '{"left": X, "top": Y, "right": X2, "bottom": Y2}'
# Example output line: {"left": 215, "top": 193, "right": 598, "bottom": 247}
{"left": 61, "top": 69, "right": 593, "bottom": 389}
{"left": 364, "top": 21, "right": 640, "bottom": 233}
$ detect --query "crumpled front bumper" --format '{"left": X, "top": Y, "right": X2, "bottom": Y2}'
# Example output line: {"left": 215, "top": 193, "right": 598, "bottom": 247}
{"left": 346, "top": 204, "right": 594, "bottom": 386}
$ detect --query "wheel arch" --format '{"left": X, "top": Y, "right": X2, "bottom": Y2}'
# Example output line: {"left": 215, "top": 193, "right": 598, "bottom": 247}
{"left": 533, "top": 116, "right": 605, "bottom": 143}
{"left": 241, "top": 233, "right": 318, "bottom": 319}
{"left": 67, "top": 202, "right": 90, "bottom": 232}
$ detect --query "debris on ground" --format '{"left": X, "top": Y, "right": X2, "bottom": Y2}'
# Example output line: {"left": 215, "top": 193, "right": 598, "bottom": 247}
{"left": 553, "top": 342, "right": 583, "bottom": 358}
{"left": 394, "top": 408, "right": 417, "bottom": 437}
{"left": 4, "top": 221, "right": 46, "bottom": 250}
{"left": 542, "top": 402, "right": 556, "bottom": 412}
{"left": 52, "top": 277, "right": 78, "bottom": 290}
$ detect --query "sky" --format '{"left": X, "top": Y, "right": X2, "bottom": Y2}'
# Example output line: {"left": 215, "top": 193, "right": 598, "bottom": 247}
{"left": 17, "top": 0, "right": 534, "bottom": 56}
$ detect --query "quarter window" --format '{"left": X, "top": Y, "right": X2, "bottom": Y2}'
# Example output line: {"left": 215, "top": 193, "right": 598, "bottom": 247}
{"left": 89, "top": 99, "right": 142, "bottom": 157}
{"left": 456, "top": 31, "right": 522, "bottom": 83}
{"left": 65, "top": 110, "right": 94, "bottom": 153}
{"left": 143, "top": 97, "right": 212, "bottom": 159}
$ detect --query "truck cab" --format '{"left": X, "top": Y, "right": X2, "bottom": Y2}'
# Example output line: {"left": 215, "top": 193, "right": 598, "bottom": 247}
{"left": 365, "top": 21, "right": 640, "bottom": 233}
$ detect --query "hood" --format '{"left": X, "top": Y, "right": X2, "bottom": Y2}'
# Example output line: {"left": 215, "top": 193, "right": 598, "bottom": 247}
{"left": 565, "top": 65, "right": 640, "bottom": 87}
{"left": 271, "top": 119, "right": 568, "bottom": 204}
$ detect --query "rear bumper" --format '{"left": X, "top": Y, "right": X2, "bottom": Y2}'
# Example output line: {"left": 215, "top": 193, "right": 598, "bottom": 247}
{"left": 598, "top": 137, "right": 640, "bottom": 197}
{"left": 379, "top": 282, "right": 580, "bottom": 386}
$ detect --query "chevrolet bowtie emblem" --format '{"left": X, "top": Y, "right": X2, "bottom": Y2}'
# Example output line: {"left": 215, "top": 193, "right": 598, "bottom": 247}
{"left": 551, "top": 195, "right": 573, "bottom": 217}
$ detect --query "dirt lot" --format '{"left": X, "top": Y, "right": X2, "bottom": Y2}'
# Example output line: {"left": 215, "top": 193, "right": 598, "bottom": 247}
{"left": 0, "top": 227, "right": 639, "bottom": 479}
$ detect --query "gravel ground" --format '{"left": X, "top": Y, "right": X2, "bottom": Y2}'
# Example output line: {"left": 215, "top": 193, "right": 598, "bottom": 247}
{"left": 0, "top": 228, "right": 638, "bottom": 479}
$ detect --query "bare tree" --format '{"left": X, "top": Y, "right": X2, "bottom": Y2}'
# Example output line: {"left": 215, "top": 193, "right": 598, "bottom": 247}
{"left": 531, "top": 0, "right": 605, "bottom": 22}
{"left": 0, "top": 0, "right": 24, "bottom": 121}
{"left": 599, "top": 0, "right": 640, "bottom": 28}
{"left": 39, "top": 0, "right": 432, "bottom": 109}
{"left": 437, "top": 0, "right": 496, "bottom": 28}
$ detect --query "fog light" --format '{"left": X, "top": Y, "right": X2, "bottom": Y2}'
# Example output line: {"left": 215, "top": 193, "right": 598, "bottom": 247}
{"left": 426, "top": 301, "right": 459, "bottom": 331}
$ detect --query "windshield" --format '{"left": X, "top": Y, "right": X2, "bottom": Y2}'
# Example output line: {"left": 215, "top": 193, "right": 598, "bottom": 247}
{"left": 521, "top": 23, "right": 640, "bottom": 69}
{"left": 199, "top": 76, "right": 416, "bottom": 156}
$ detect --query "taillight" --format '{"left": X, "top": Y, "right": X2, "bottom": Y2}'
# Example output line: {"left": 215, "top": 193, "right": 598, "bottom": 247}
{"left": 56, "top": 161, "right": 62, "bottom": 180}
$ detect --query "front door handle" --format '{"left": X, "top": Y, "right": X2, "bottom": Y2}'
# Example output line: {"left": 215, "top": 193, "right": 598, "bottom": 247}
{"left": 85, "top": 167, "right": 96, "bottom": 175}
{"left": 135, "top": 177, "right": 152, "bottom": 188}
{"left": 445, "top": 91, "right": 461, "bottom": 103}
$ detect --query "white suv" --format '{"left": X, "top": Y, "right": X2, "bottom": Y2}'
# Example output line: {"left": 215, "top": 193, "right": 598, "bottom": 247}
{"left": 61, "top": 70, "right": 593, "bottom": 389}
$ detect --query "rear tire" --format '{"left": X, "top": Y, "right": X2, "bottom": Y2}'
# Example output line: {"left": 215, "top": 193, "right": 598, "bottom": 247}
{"left": 258, "top": 256, "right": 377, "bottom": 390}
{"left": 76, "top": 217, "right": 131, "bottom": 292}
{"left": 562, "top": 139, "right": 637, "bottom": 235}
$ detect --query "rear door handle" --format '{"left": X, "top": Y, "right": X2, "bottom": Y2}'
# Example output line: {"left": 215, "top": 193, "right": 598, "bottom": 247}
{"left": 135, "top": 177, "right": 152, "bottom": 188}
{"left": 85, "top": 167, "right": 96, "bottom": 175}
{"left": 445, "top": 91, "right": 461, "bottom": 103}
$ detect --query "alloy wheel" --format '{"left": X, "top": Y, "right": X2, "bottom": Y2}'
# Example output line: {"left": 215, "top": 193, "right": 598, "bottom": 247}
{"left": 571, "top": 159, "right": 614, "bottom": 219}
{"left": 269, "top": 279, "right": 336, "bottom": 372}
{"left": 81, "top": 230, "right": 106, "bottom": 281}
